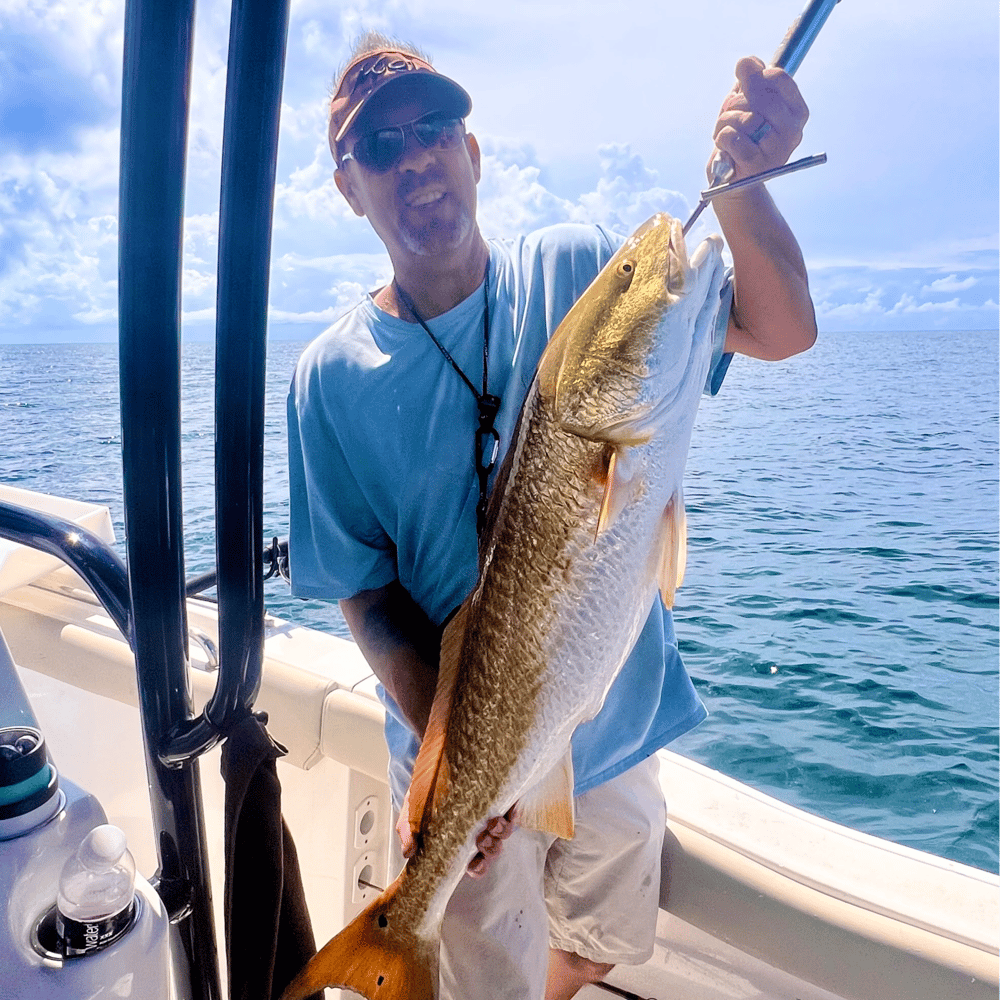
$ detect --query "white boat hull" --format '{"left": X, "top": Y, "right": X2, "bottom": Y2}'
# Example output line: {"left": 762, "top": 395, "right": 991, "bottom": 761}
{"left": 0, "top": 488, "right": 996, "bottom": 1000}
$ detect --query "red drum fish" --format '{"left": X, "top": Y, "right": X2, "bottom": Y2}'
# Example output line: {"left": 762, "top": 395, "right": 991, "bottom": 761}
{"left": 280, "top": 213, "right": 727, "bottom": 1000}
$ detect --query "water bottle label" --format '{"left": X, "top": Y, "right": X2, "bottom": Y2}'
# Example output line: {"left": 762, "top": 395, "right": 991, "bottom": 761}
{"left": 56, "top": 899, "right": 136, "bottom": 957}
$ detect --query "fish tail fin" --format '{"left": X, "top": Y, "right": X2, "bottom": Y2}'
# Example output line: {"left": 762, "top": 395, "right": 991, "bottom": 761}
{"left": 278, "top": 872, "right": 436, "bottom": 1000}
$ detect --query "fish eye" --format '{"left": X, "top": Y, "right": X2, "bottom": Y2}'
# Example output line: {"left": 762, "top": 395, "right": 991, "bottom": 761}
{"left": 616, "top": 258, "right": 636, "bottom": 288}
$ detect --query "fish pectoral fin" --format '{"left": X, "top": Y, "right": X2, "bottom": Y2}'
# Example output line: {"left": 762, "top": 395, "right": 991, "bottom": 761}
{"left": 407, "top": 598, "right": 470, "bottom": 840}
{"left": 596, "top": 447, "right": 643, "bottom": 540}
{"left": 656, "top": 490, "right": 687, "bottom": 609}
{"left": 513, "top": 750, "right": 575, "bottom": 840}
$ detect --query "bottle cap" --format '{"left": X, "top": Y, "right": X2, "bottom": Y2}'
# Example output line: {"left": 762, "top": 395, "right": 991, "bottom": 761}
{"left": 0, "top": 726, "right": 60, "bottom": 839}
{"left": 56, "top": 824, "right": 138, "bottom": 956}
{"left": 78, "top": 824, "right": 128, "bottom": 871}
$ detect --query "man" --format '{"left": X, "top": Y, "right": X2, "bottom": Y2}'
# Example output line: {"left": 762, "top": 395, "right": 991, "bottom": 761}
{"left": 288, "top": 30, "right": 815, "bottom": 1000}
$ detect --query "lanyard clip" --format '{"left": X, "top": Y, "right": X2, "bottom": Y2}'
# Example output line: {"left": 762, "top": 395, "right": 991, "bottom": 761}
{"left": 477, "top": 394, "right": 502, "bottom": 475}
{"left": 477, "top": 393, "right": 501, "bottom": 431}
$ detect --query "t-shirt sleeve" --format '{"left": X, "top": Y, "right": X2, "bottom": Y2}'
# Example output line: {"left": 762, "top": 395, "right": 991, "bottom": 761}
{"left": 286, "top": 363, "right": 398, "bottom": 600}
{"left": 705, "top": 269, "right": 735, "bottom": 396}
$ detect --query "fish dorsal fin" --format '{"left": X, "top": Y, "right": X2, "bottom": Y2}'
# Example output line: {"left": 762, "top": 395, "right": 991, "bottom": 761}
{"left": 596, "top": 446, "right": 643, "bottom": 540}
{"left": 513, "top": 749, "right": 575, "bottom": 840}
{"left": 406, "top": 599, "right": 469, "bottom": 842}
{"left": 657, "top": 490, "right": 687, "bottom": 609}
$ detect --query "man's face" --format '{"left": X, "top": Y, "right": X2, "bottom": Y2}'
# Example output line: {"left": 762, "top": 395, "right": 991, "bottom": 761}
{"left": 334, "top": 94, "right": 482, "bottom": 262}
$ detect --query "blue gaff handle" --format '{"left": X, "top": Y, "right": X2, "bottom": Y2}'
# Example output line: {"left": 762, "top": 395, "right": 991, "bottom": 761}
{"left": 773, "top": 0, "right": 842, "bottom": 75}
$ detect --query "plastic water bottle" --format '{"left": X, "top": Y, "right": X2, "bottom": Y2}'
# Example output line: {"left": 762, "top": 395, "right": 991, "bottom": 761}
{"left": 55, "top": 824, "right": 137, "bottom": 957}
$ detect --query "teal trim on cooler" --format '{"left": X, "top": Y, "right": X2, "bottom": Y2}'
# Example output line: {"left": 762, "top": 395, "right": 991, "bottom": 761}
{"left": 0, "top": 764, "right": 52, "bottom": 806}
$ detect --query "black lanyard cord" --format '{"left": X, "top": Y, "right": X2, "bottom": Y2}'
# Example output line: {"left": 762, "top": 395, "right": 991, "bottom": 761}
{"left": 393, "top": 271, "right": 501, "bottom": 536}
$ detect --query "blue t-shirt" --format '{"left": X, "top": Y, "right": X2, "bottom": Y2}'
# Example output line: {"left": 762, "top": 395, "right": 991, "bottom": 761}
{"left": 287, "top": 223, "right": 734, "bottom": 805}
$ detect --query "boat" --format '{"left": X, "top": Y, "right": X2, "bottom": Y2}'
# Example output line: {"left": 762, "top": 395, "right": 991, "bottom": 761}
{"left": 1, "top": 483, "right": 997, "bottom": 1000}
{"left": 1, "top": 0, "right": 996, "bottom": 998}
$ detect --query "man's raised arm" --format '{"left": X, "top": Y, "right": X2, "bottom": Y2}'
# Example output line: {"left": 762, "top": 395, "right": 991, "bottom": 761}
{"left": 710, "top": 56, "right": 818, "bottom": 361}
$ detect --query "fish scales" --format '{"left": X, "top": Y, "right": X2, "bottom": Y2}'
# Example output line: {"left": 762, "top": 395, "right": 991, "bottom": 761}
{"left": 400, "top": 396, "right": 606, "bottom": 917}
{"left": 280, "top": 213, "right": 728, "bottom": 1000}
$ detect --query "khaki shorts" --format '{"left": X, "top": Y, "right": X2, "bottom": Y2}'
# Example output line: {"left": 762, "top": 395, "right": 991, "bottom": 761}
{"left": 438, "top": 754, "right": 666, "bottom": 1000}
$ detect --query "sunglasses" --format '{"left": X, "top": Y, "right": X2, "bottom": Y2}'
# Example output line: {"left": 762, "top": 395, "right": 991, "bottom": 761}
{"left": 341, "top": 113, "right": 466, "bottom": 174}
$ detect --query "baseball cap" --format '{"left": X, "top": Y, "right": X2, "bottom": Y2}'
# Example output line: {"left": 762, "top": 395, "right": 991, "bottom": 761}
{"left": 329, "top": 48, "right": 472, "bottom": 158}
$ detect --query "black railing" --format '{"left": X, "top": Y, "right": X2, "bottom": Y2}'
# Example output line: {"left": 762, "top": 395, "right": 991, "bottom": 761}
{"left": 185, "top": 538, "right": 290, "bottom": 599}
{"left": 164, "top": 0, "right": 291, "bottom": 765}
{"left": 119, "top": 0, "right": 291, "bottom": 995}
{"left": 0, "top": 506, "right": 131, "bottom": 639}
{"left": 4, "top": 2, "right": 294, "bottom": 1000}
{"left": 118, "top": 1, "right": 219, "bottom": 995}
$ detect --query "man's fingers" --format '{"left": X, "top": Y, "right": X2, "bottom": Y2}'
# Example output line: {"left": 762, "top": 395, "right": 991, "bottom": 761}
{"left": 396, "top": 812, "right": 417, "bottom": 859}
{"left": 473, "top": 828, "right": 504, "bottom": 858}
{"left": 717, "top": 58, "right": 808, "bottom": 137}
{"left": 734, "top": 54, "right": 766, "bottom": 89}
{"left": 760, "top": 65, "right": 809, "bottom": 122}
{"left": 395, "top": 789, "right": 417, "bottom": 859}
{"left": 711, "top": 129, "right": 765, "bottom": 179}
{"left": 709, "top": 56, "right": 808, "bottom": 183}
{"left": 465, "top": 808, "right": 518, "bottom": 878}
{"left": 466, "top": 834, "right": 502, "bottom": 878}
{"left": 713, "top": 109, "right": 768, "bottom": 143}
{"left": 485, "top": 815, "right": 514, "bottom": 840}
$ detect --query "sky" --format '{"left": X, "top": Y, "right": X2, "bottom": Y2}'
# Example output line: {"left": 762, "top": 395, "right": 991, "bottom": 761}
{"left": 0, "top": 0, "right": 997, "bottom": 343}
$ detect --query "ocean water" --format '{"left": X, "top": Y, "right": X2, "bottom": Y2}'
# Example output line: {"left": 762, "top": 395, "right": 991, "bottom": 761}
{"left": 1, "top": 331, "right": 997, "bottom": 874}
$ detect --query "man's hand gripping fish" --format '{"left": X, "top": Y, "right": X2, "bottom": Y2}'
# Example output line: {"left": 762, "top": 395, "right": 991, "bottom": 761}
{"left": 280, "top": 213, "right": 728, "bottom": 1000}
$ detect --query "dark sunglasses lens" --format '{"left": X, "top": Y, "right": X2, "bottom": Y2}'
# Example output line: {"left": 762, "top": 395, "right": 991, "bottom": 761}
{"left": 352, "top": 117, "right": 464, "bottom": 172}
{"left": 357, "top": 129, "right": 405, "bottom": 173}
{"left": 412, "top": 118, "right": 462, "bottom": 148}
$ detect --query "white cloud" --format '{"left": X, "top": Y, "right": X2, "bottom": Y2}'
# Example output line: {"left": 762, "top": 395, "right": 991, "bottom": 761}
{"left": 0, "top": 126, "right": 119, "bottom": 330}
{"left": 476, "top": 155, "right": 572, "bottom": 238}
{"left": 811, "top": 275, "right": 999, "bottom": 331}
{"left": 275, "top": 156, "right": 351, "bottom": 226}
{"left": 568, "top": 144, "right": 690, "bottom": 236}
{"left": 279, "top": 97, "right": 329, "bottom": 143}
{"left": 924, "top": 274, "right": 977, "bottom": 294}
{"left": 182, "top": 267, "right": 216, "bottom": 300}
{"left": 890, "top": 293, "right": 949, "bottom": 314}
{"left": 815, "top": 290, "right": 887, "bottom": 321}
{"left": 269, "top": 307, "right": 340, "bottom": 324}
{"left": 889, "top": 293, "right": 968, "bottom": 315}
{"left": 5, "top": 0, "right": 124, "bottom": 88}
{"left": 2, "top": 0, "right": 997, "bottom": 341}
{"left": 267, "top": 251, "right": 390, "bottom": 325}
{"left": 182, "top": 307, "right": 216, "bottom": 325}
{"left": 475, "top": 139, "right": 691, "bottom": 243}
{"left": 72, "top": 304, "right": 116, "bottom": 324}
{"left": 299, "top": 17, "right": 344, "bottom": 62}
{"left": 182, "top": 213, "right": 220, "bottom": 265}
